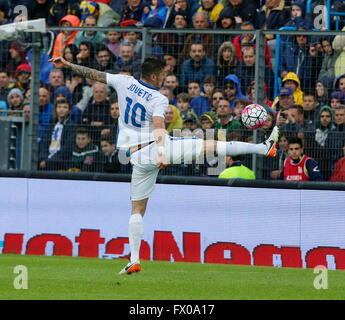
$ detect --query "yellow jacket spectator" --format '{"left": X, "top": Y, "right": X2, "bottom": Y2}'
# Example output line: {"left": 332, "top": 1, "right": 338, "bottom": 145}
{"left": 272, "top": 72, "right": 303, "bottom": 109}
{"left": 218, "top": 156, "right": 256, "bottom": 179}
{"left": 198, "top": 0, "right": 224, "bottom": 24}
{"left": 165, "top": 105, "right": 183, "bottom": 135}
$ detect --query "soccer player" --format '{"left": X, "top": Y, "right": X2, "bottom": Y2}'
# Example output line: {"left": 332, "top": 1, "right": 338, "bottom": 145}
{"left": 49, "top": 56, "right": 279, "bottom": 275}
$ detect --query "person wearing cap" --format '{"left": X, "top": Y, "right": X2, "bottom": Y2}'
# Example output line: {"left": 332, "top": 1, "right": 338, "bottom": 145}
{"left": 79, "top": 0, "right": 120, "bottom": 27}
{"left": 274, "top": 87, "right": 295, "bottom": 113}
{"left": 13, "top": 64, "right": 31, "bottom": 96}
{"left": 52, "top": 14, "right": 81, "bottom": 59}
{"left": 47, "top": 0, "right": 81, "bottom": 26}
{"left": 6, "top": 88, "right": 24, "bottom": 117}
{"left": 182, "top": 113, "right": 199, "bottom": 132}
{"left": 199, "top": 111, "right": 217, "bottom": 131}
{"left": 7, "top": 41, "right": 27, "bottom": 79}
{"left": 330, "top": 91, "right": 345, "bottom": 111}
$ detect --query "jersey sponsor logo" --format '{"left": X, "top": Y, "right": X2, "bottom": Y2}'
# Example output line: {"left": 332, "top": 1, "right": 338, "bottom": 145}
{"left": 127, "top": 83, "right": 152, "bottom": 101}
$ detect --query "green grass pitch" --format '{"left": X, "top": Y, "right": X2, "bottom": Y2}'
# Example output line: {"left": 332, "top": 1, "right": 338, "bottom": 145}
{"left": 0, "top": 254, "right": 344, "bottom": 300}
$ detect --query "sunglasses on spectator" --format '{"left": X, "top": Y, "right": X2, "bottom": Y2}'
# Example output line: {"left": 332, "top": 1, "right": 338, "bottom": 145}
{"left": 212, "top": 96, "right": 223, "bottom": 100}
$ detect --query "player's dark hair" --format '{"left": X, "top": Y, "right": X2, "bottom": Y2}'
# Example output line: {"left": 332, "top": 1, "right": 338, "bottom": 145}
{"left": 141, "top": 57, "right": 166, "bottom": 79}
{"left": 288, "top": 136, "right": 303, "bottom": 147}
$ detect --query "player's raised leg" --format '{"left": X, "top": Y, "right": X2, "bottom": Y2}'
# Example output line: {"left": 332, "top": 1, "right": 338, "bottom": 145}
{"left": 204, "top": 126, "right": 279, "bottom": 158}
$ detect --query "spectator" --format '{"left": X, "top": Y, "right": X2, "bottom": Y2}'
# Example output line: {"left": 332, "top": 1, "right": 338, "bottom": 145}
{"left": 182, "top": 113, "right": 199, "bottom": 133}
{"left": 180, "top": 11, "right": 214, "bottom": 60}
{"left": 95, "top": 44, "right": 117, "bottom": 72}
{"left": 281, "top": 136, "right": 324, "bottom": 181}
{"left": 317, "top": 37, "right": 340, "bottom": 88}
{"left": 66, "top": 126, "right": 102, "bottom": 172}
{"left": 227, "top": 0, "right": 257, "bottom": 26}
{"left": 315, "top": 79, "right": 329, "bottom": 106}
{"left": 121, "top": 22, "right": 143, "bottom": 56}
{"left": 333, "top": 26, "right": 345, "bottom": 78}
{"left": 176, "top": 92, "right": 199, "bottom": 121}
{"left": 164, "top": 0, "right": 198, "bottom": 28}
{"left": 329, "top": 146, "right": 345, "bottom": 182}
{"left": 120, "top": 0, "right": 150, "bottom": 22}
{"left": 272, "top": 86, "right": 294, "bottom": 113}
{"left": 202, "top": 76, "right": 216, "bottom": 102}
{"left": 199, "top": 111, "right": 217, "bottom": 132}
{"left": 197, "top": 0, "right": 224, "bottom": 25}
{"left": 279, "top": 30, "right": 318, "bottom": 91}
{"left": 0, "top": 71, "right": 14, "bottom": 103}
{"left": 278, "top": 104, "right": 304, "bottom": 134}
{"left": 61, "top": 43, "right": 79, "bottom": 82}
{"left": 104, "top": 28, "right": 122, "bottom": 58}
{"left": 76, "top": 41, "right": 98, "bottom": 69}
{"left": 210, "top": 89, "right": 225, "bottom": 113}
{"left": 54, "top": 86, "right": 83, "bottom": 124}
{"left": 218, "top": 155, "right": 256, "bottom": 179}
{"left": 52, "top": 15, "right": 81, "bottom": 59}
{"left": 79, "top": 0, "right": 121, "bottom": 27}
{"left": 47, "top": 0, "right": 81, "bottom": 26}
{"left": 163, "top": 53, "right": 178, "bottom": 74}
{"left": 270, "top": 131, "right": 289, "bottom": 179}
{"left": 188, "top": 80, "right": 212, "bottom": 118}
{"left": 282, "top": 0, "right": 313, "bottom": 42}
{"left": 82, "top": 82, "right": 112, "bottom": 142}
{"left": 223, "top": 74, "right": 248, "bottom": 110}
{"left": 334, "top": 104, "right": 345, "bottom": 132}
{"left": 246, "top": 80, "right": 273, "bottom": 110}
{"left": 38, "top": 87, "right": 55, "bottom": 144}
{"left": 256, "top": 0, "right": 290, "bottom": 42}
{"left": 49, "top": 69, "right": 65, "bottom": 102}
{"left": 232, "top": 21, "right": 273, "bottom": 71}
{"left": 216, "top": 41, "right": 238, "bottom": 89}
{"left": 235, "top": 46, "right": 274, "bottom": 99}
{"left": 28, "top": 0, "right": 54, "bottom": 21}
{"left": 38, "top": 98, "right": 76, "bottom": 171}
{"left": 7, "top": 41, "right": 27, "bottom": 79}
{"left": 302, "top": 91, "right": 320, "bottom": 129}
{"left": 165, "top": 104, "right": 183, "bottom": 135}
{"left": 333, "top": 74, "right": 345, "bottom": 93}
{"left": 13, "top": 64, "right": 31, "bottom": 96}
{"left": 215, "top": 6, "right": 239, "bottom": 40}
{"left": 330, "top": 91, "right": 345, "bottom": 111}
{"left": 113, "top": 42, "right": 141, "bottom": 79}
{"left": 100, "top": 98, "right": 119, "bottom": 137}
{"left": 159, "top": 86, "right": 175, "bottom": 106}
{"left": 232, "top": 97, "right": 247, "bottom": 123}
{"left": 74, "top": 15, "right": 107, "bottom": 49}
{"left": 6, "top": 88, "right": 24, "bottom": 117}
{"left": 215, "top": 98, "right": 241, "bottom": 139}
{"left": 305, "top": 105, "right": 343, "bottom": 180}
{"left": 278, "top": 72, "right": 304, "bottom": 107}
{"left": 179, "top": 42, "right": 216, "bottom": 89}
{"left": 100, "top": 133, "right": 122, "bottom": 173}
{"left": 158, "top": 11, "right": 188, "bottom": 58}
{"left": 164, "top": 73, "right": 179, "bottom": 98}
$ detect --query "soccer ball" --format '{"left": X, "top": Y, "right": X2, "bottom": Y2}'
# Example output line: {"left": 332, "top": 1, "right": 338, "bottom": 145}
{"left": 241, "top": 104, "right": 268, "bottom": 129}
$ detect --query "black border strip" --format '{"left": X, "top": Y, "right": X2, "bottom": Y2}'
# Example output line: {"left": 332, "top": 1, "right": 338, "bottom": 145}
{"left": 1, "top": 170, "right": 345, "bottom": 191}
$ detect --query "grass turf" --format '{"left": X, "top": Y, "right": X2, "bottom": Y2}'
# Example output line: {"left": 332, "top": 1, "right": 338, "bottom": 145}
{"left": 0, "top": 254, "right": 344, "bottom": 300}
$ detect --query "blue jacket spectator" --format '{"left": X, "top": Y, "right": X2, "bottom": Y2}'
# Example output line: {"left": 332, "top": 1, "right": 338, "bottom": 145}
{"left": 27, "top": 50, "right": 54, "bottom": 85}
{"left": 54, "top": 86, "right": 82, "bottom": 124}
{"left": 47, "top": 0, "right": 81, "bottom": 27}
{"left": 179, "top": 43, "right": 215, "bottom": 88}
{"left": 224, "top": 74, "right": 248, "bottom": 110}
{"left": 190, "top": 96, "right": 211, "bottom": 118}
{"left": 120, "top": 0, "right": 150, "bottom": 23}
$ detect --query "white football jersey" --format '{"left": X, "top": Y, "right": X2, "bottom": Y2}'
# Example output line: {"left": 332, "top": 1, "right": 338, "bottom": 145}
{"left": 106, "top": 73, "right": 169, "bottom": 148}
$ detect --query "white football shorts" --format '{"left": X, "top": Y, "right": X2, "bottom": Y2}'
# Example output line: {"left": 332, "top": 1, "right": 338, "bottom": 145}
{"left": 130, "top": 135, "right": 204, "bottom": 201}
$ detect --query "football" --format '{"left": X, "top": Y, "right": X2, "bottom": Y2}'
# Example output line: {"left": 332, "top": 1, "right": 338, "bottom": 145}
{"left": 241, "top": 104, "right": 268, "bottom": 129}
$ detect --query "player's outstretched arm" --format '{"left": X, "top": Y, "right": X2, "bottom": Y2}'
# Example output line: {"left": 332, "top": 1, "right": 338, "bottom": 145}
{"left": 49, "top": 57, "right": 106, "bottom": 84}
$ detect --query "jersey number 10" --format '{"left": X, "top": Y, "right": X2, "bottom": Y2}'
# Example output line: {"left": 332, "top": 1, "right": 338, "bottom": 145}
{"left": 124, "top": 97, "right": 146, "bottom": 128}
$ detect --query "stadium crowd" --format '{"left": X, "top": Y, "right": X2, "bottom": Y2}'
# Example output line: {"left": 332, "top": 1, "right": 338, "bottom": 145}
{"left": 1, "top": 0, "right": 345, "bottom": 181}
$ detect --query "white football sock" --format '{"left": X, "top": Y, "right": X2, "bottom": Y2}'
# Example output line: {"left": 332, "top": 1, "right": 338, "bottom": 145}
{"left": 216, "top": 141, "right": 266, "bottom": 157}
{"left": 128, "top": 213, "right": 143, "bottom": 264}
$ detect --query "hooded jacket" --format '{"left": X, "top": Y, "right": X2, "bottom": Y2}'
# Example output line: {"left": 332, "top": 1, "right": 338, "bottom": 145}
{"left": 274, "top": 72, "right": 304, "bottom": 108}
{"left": 224, "top": 74, "right": 248, "bottom": 109}
{"left": 166, "top": 105, "right": 183, "bottom": 135}
{"left": 52, "top": 15, "right": 81, "bottom": 59}
{"left": 47, "top": 0, "right": 81, "bottom": 26}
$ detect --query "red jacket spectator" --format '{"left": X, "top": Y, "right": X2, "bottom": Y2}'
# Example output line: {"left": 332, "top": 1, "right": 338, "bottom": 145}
{"left": 52, "top": 15, "right": 81, "bottom": 59}
{"left": 233, "top": 34, "right": 273, "bottom": 70}
{"left": 329, "top": 156, "right": 345, "bottom": 182}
